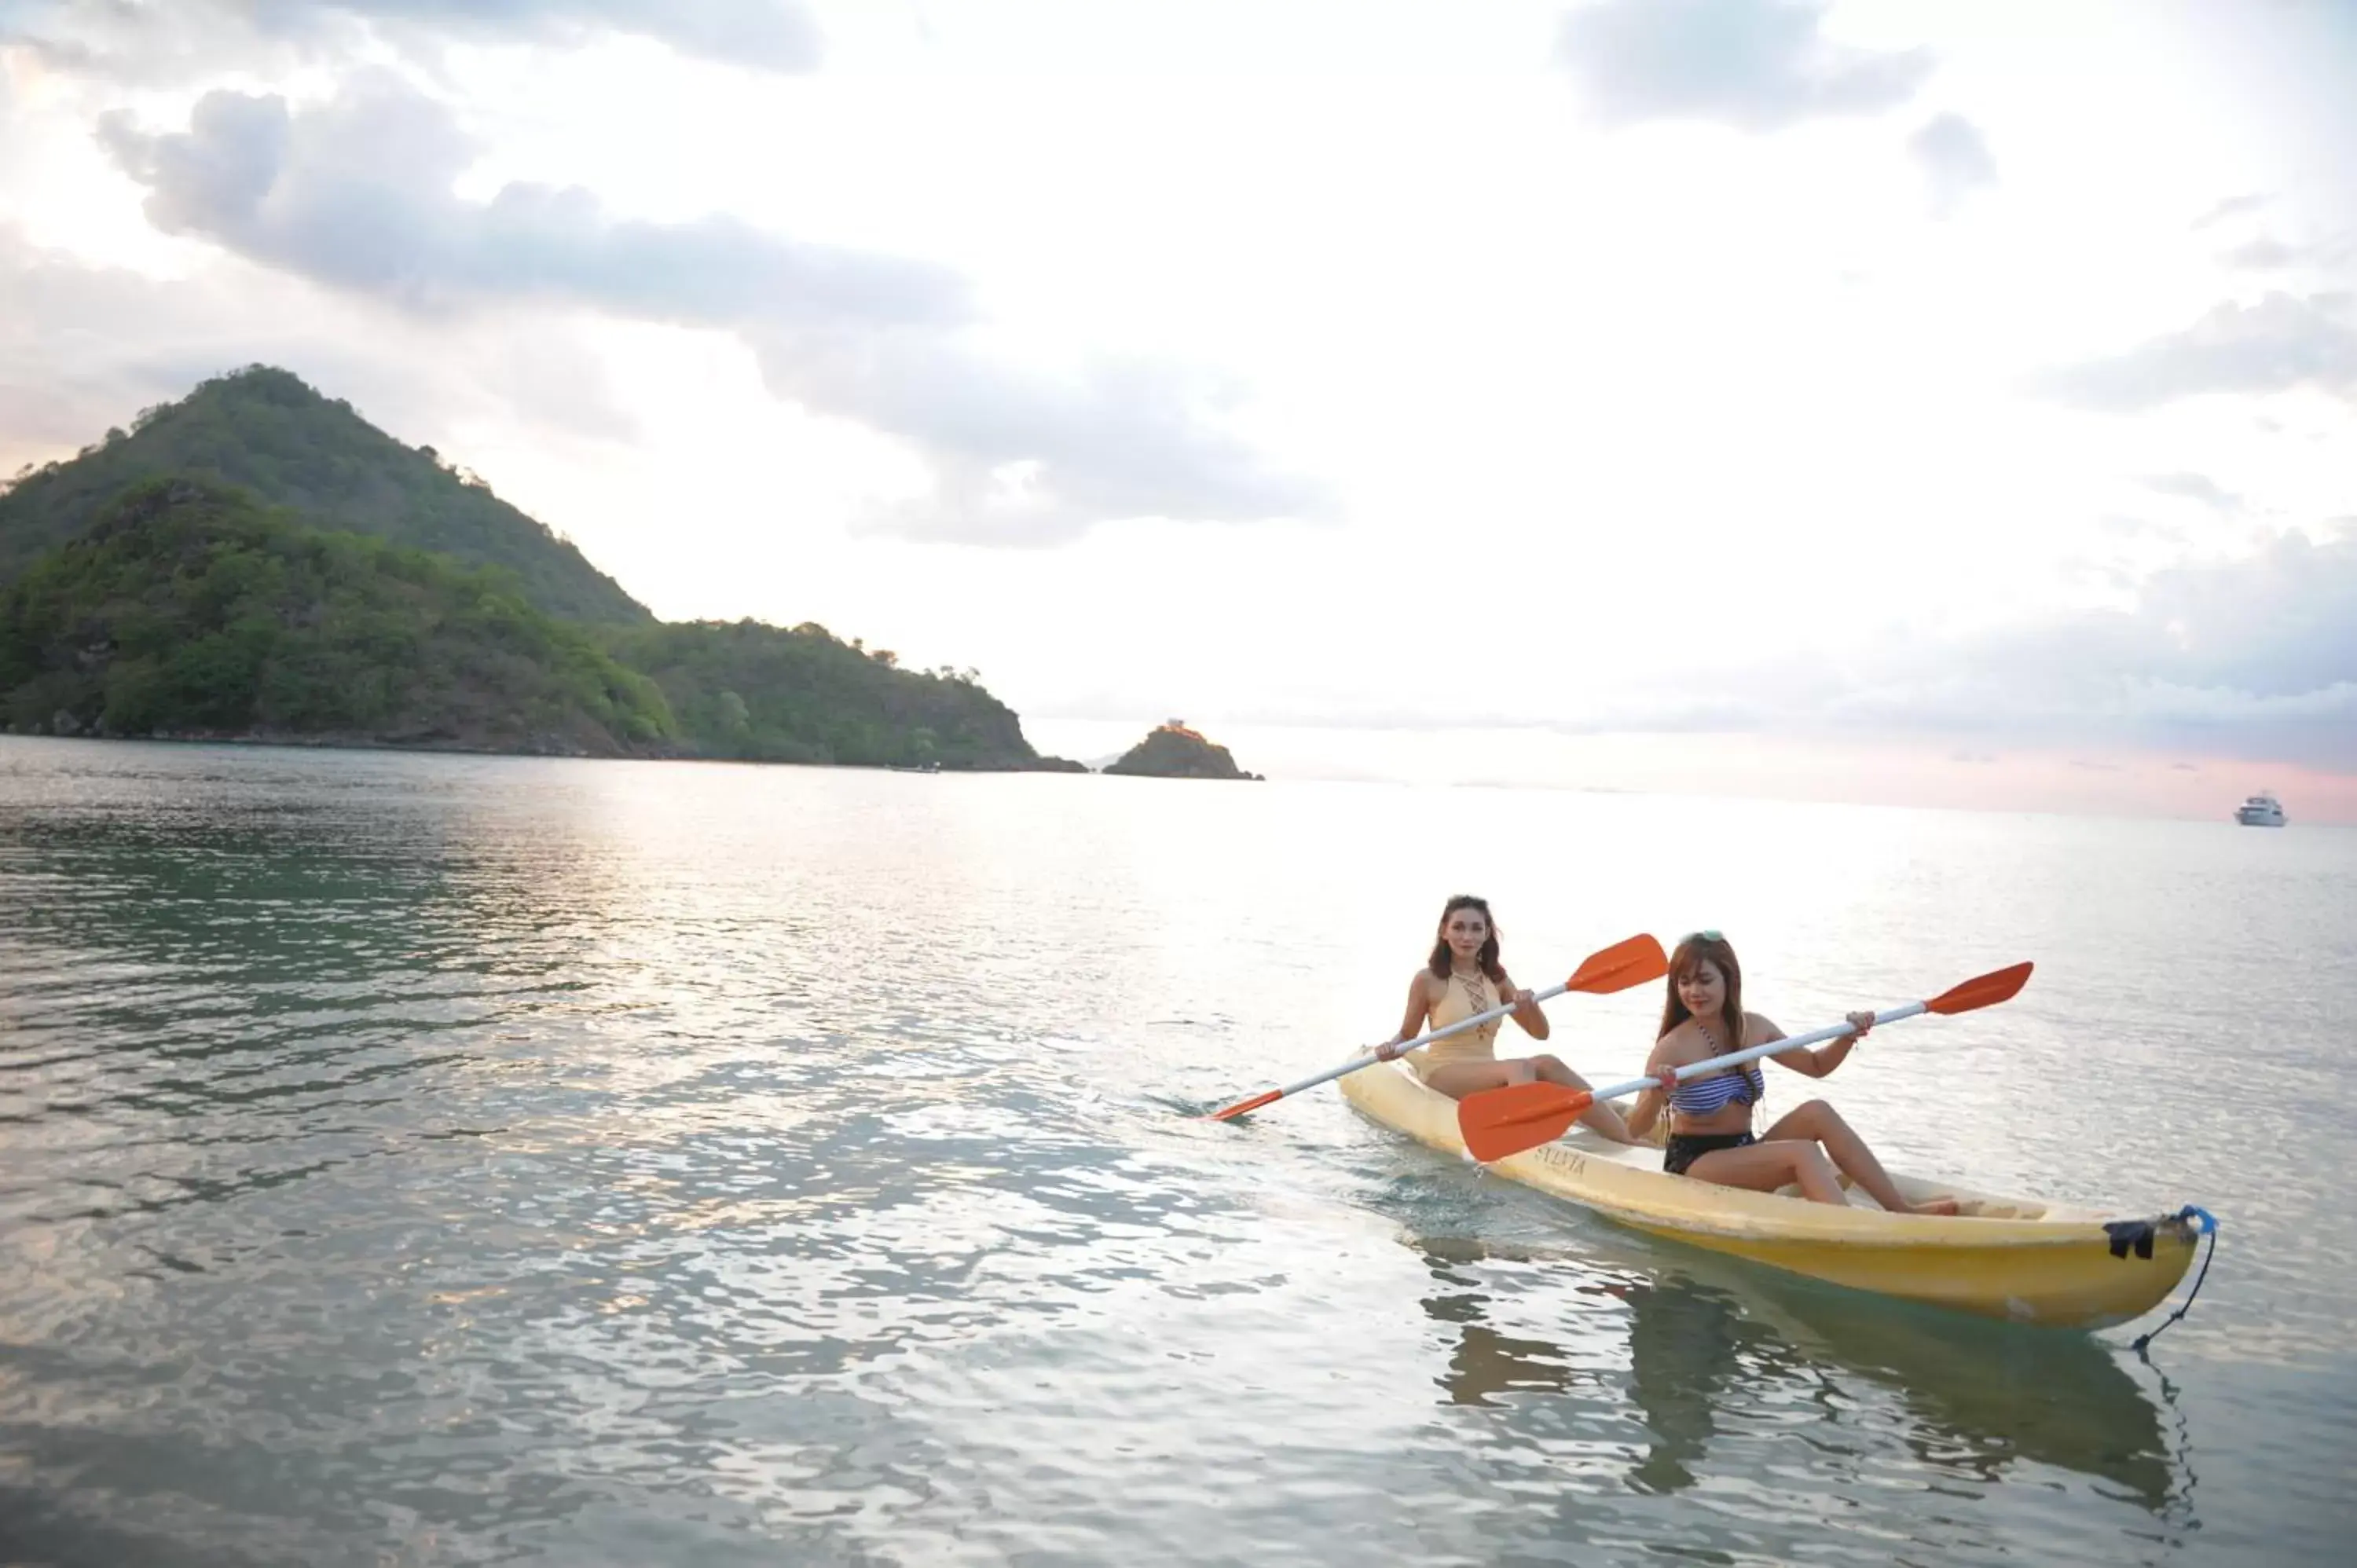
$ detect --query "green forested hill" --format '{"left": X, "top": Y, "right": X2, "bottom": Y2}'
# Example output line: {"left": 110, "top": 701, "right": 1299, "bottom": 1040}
{"left": 0, "top": 478, "right": 1076, "bottom": 770}
{"left": 0, "top": 367, "right": 1083, "bottom": 771}
{"left": 607, "top": 617, "right": 1079, "bottom": 770}
{"left": 0, "top": 365, "right": 650, "bottom": 624}
{"left": 0, "top": 479, "right": 673, "bottom": 754}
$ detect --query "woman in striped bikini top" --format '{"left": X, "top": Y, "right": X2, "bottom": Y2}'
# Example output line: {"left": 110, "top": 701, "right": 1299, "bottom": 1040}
{"left": 1666, "top": 1058, "right": 1765, "bottom": 1116}
{"left": 1624, "top": 932, "right": 1960, "bottom": 1216}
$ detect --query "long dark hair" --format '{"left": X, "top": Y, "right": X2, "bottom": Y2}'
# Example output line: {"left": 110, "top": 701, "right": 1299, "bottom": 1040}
{"left": 1427, "top": 894, "right": 1505, "bottom": 982}
{"left": 1660, "top": 932, "right": 1746, "bottom": 1055}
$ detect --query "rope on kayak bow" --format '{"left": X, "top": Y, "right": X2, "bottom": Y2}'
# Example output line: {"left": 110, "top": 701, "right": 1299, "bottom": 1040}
{"left": 2131, "top": 1205, "right": 2219, "bottom": 1356}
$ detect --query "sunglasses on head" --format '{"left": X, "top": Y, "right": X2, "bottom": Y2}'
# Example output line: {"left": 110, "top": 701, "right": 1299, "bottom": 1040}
{"left": 1682, "top": 929, "right": 1723, "bottom": 943}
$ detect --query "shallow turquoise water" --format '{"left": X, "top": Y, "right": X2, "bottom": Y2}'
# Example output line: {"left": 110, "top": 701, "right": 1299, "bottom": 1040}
{"left": 1, "top": 737, "right": 2349, "bottom": 1565}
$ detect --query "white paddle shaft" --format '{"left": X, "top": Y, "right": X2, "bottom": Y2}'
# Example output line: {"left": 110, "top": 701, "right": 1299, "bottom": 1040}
{"left": 1585, "top": 999, "right": 1929, "bottom": 1105}
{"left": 1276, "top": 978, "right": 1571, "bottom": 1098}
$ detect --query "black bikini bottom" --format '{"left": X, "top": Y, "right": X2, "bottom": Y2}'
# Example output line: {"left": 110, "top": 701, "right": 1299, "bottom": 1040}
{"left": 1663, "top": 1130, "right": 1756, "bottom": 1176}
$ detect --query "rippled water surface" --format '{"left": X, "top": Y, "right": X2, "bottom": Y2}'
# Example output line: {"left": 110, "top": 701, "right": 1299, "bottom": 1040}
{"left": 2, "top": 737, "right": 2352, "bottom": 1566}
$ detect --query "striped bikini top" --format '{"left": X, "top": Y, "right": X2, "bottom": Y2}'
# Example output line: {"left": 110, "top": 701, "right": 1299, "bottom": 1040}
{"left": 1667, "top": 1022, "right": 1764, "bottom": 1116}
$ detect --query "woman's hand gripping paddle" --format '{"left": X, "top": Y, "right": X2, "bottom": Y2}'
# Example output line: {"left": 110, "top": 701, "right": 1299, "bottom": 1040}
{"left": 1201, "top": 933, "right": 1670, "bottom": 1122}
{"left": 1456, "top": 962, "right": 2034, "bottom": 1163}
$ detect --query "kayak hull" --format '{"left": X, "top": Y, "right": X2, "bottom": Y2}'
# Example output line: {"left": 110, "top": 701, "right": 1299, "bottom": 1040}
{"left": 1338, "top": 1060, "right": 2198, "bottom": 1329}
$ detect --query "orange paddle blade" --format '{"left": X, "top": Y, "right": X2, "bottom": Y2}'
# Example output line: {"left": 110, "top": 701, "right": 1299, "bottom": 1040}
{"left": 1564, "top": 933, "right": 1669, "bottom": 995}
{"left": 1926, "top": 961, "right": 2033, "bottom": 1015}
{"left": 1203, "top": 1089, "right": 1280, "bottom": 1122}
{"left": 1459, "top": 1083, "right": 1596, "bottom": 1163}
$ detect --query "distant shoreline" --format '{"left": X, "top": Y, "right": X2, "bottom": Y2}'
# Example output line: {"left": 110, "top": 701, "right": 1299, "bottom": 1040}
{"left": 0, "top": 727, "right": 1095, "bottom": 775}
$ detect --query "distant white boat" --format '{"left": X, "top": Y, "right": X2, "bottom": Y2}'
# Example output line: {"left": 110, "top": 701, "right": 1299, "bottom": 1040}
{"left": 2235, "top": 791, "right": 2286, "bottom": 827}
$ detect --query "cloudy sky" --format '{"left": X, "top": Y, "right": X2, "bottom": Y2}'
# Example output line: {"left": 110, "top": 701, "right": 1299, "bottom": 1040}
{"left": 3, "top": 0, "right": 2353, "bottom": 819}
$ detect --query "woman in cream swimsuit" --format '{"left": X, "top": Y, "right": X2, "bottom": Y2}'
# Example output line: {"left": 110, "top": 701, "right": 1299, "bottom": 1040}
{"left": 1382, "top": 894, "right": 1643, "bottom": 1145}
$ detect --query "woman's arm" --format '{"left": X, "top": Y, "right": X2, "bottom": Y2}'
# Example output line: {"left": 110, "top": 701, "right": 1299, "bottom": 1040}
{"left": 1498, "top": 969, "right": 1549, "bottom": 1040}
{"left": 1625, "top": 1039, "right": 1682, "bottom": 1137}
{"left": 1385, "top": 973, "right": 1432, "bottom": 1050}
{"left": 1770, "top": 1010, "right": 1872, "bottom": 1078}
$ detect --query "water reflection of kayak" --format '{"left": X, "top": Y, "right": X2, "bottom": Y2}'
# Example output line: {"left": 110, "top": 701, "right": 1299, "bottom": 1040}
{"left": 1413, "top": 1234, "right": 1601, "bottom": 1408}
{"left": 1403, "top": 1231, "right": 2185, "bottom": 1517}
{"left": 1616, "top": 1258, "right": 2183, "bottom": 1511}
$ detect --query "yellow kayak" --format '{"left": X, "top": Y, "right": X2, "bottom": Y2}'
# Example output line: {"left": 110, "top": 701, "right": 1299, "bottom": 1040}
{"left": 1338, "top": 1058, "right": 2201, "bottom": 1329}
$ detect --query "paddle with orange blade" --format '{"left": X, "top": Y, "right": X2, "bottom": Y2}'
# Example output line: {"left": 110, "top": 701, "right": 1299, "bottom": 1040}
{"left": 1200, "top": 933, "right": 1669, "bottom": 1122}
{"left": 1457, "top": 961, "right": 2034, "bottom": 1163}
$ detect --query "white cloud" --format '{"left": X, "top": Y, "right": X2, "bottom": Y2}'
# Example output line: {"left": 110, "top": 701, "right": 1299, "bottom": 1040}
{"left": 1552, "top": 0, "right": 1930, "bottom": 131}
{"left": 313, "top": 0, "right": 823, "bottom": 72}
{"left": 94, "top": 79, "right": 964, "bottom": 326}
{"left": 90, "top": 75, "right": 1326, "bottom": 544}
{"left": 2223, "top": 236, "right": 2300, "bottom": 271}
{"left": 0, "top": 223, "right": 640, "bottom": 470}
{"left": 1627, "top": 526, "right": 2357, "bottom": 768}
{"left": 2031, "top": 292, "right": 2357, "bottom": 411}
{"left": 0, "top": 0, "right": 820, "bottom": 82}
{"left": 2194, "top": 193, "right": 2268, "bottom": 229}
{"left": 1908, "top": 112, "right": 1996, "bottom": 218}
{"left": 2139, "top": 472, "right": 2241, "bottom": 512}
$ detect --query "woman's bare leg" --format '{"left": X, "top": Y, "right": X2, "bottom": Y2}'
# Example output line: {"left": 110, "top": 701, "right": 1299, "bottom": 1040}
{"left": 1526, "top": 1056, "right": 1640, "bottom": 1144}
{"left": 1684, "top": 1139, "right": 1849, "bottom": 1204}
{"left": 1421, "top": 1061, "right": 1521, "bottom": 1100}
{"left": 1761, "top": 1100, "right": 1960, "bottom": 1214}
{"left": 1422, "top": 1057, "right": 1640, "bottom": 1144}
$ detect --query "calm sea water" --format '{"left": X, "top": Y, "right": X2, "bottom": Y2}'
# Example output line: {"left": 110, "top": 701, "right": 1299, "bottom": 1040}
{"left": 2, "top": 737, "right": 2352, "bottom": 1566}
